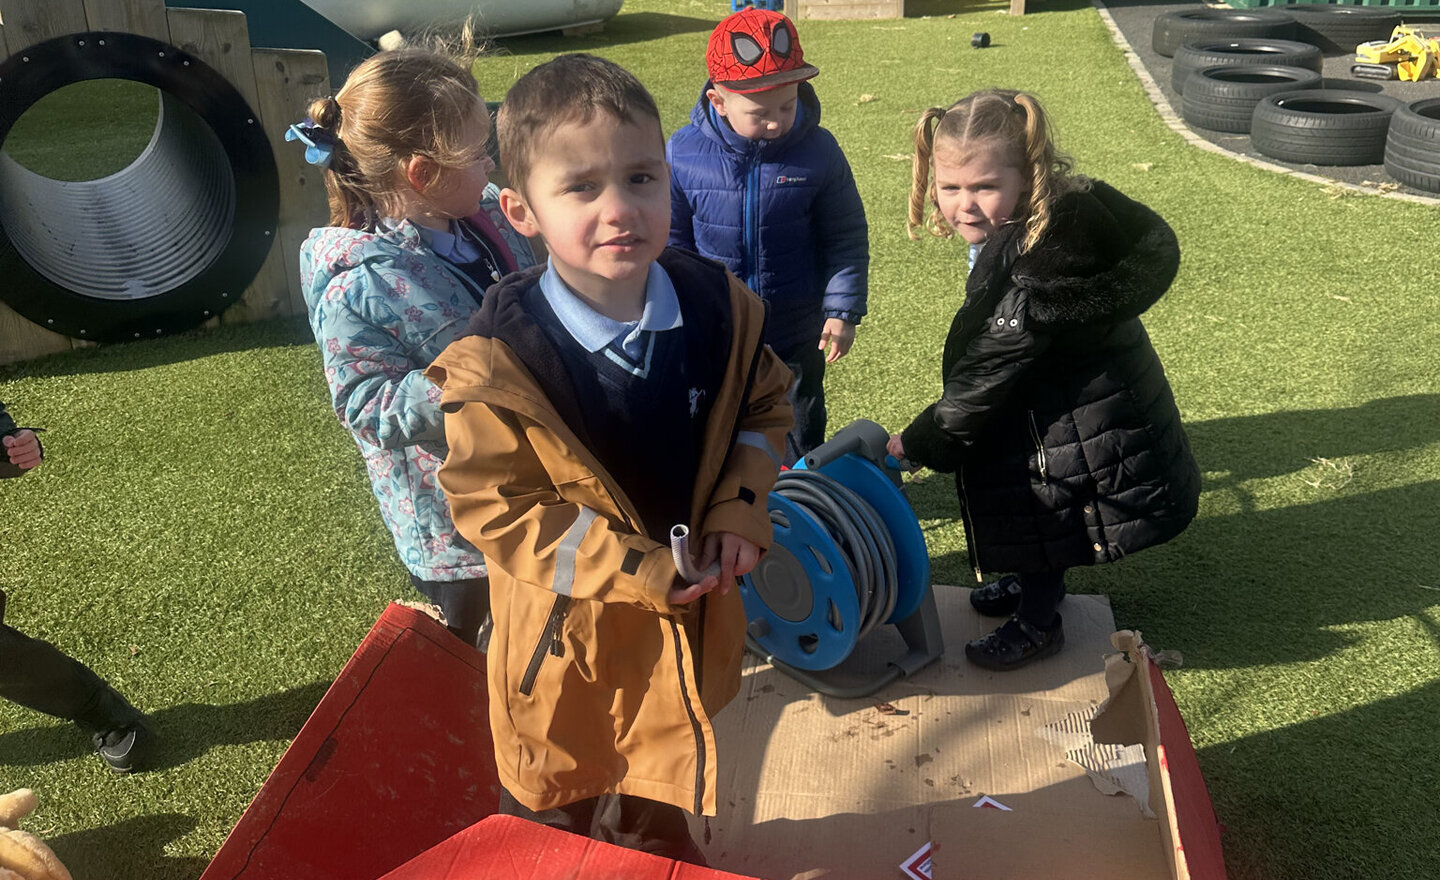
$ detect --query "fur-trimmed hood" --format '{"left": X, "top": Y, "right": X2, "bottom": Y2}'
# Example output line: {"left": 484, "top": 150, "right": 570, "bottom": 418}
{"left": 970, "top": 179, "right": 1180, "bottom": 328}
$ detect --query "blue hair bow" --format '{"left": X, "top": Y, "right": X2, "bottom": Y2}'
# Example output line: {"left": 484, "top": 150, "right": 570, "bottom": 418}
{"left": 285, "top": 118, "right": 336, "bottom": 168}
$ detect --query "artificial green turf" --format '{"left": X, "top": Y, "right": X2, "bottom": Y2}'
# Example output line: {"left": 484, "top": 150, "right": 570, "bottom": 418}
{"left": 1, "top": 1, "right": 1438, "bottom": 877}
{"left": 4, "top": 80, "right": 159, "bottom": 181}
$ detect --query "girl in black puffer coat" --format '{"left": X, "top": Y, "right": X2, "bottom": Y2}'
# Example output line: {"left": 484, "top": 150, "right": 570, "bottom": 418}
{"left": 887, "top": 89, "right": 1200, "bottom": 671}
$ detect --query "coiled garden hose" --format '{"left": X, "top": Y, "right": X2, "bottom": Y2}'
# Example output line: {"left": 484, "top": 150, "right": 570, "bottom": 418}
{"left": 769, "top": 468, "right": 899, "bottom": 642}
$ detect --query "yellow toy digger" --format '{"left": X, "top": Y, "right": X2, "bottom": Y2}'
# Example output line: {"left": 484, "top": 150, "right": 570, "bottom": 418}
{"left": 1354, "top": 24, "right": 1439, "bottom": 82}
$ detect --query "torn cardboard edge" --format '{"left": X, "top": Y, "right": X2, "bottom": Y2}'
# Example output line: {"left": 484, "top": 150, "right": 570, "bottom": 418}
{"left": 927, "top": 629, "right": 1196, "bottom": 880}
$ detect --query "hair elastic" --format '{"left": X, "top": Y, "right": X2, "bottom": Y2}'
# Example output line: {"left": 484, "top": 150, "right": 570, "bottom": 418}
{"left": 285, "top": 117, "right": 338, "bottom": 168}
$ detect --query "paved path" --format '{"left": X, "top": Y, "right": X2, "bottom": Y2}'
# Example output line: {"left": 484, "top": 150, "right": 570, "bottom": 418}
{"left": 1093, "top": 0, "right": 1440, "bottom": 205}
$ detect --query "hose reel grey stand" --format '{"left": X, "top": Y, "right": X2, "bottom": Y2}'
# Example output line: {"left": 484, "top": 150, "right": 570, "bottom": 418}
{"left": 739, "top": 420, "right": 944, "bottom": 699}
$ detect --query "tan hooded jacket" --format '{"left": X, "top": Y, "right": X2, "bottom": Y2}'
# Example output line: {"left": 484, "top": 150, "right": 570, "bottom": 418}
{"left": 425, "top": 249, "right": 793, "bottom": 816}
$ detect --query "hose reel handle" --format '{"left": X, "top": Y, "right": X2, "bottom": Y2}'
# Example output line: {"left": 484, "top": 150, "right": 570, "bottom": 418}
{"left": 801, "top": 418, "right": 891, "bottom": 470}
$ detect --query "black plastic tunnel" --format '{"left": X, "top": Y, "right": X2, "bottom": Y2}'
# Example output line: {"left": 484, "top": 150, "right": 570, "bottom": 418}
{"left": 0, "top": 31, "right": 279, "bottom": 342}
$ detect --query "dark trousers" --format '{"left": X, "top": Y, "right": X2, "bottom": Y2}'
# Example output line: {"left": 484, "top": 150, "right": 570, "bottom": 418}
{"left": 410, "top": 575, "right": 489, "bottom": 648}
{"left": 776, "top": 341, "right": 827, "bottom": 466}
{"left": 1017, "top": 569, "right": 1066, "bottom": 628}
{"left": 499, "top": 787, "right": 706, "bottom": 865}
{"left": 0, "top": 622, "right": 138, "bottom": 733}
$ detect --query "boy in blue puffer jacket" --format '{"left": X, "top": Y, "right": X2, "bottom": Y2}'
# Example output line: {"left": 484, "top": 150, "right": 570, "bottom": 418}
{"left": 668, "top": 7, "right": 869, "bottom": 463}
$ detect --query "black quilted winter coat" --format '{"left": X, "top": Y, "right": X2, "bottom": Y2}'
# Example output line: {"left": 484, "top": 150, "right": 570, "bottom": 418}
{"left": 900, "top": 180, "right": 1200, "bottom": 576}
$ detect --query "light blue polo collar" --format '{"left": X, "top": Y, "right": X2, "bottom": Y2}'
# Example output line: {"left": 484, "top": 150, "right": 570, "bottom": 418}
{"left": 538, "top": 260, "right": 683, "bottom": 355}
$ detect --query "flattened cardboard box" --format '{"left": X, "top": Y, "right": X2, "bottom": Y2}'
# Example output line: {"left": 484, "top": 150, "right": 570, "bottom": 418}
{"left": 691, "top": 587, "right": 1202, "bottom": 880}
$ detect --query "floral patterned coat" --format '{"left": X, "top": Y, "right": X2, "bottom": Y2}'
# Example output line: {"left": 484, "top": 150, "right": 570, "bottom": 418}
{"left": 299, "top": 187, "right": 536, "bottom": 581}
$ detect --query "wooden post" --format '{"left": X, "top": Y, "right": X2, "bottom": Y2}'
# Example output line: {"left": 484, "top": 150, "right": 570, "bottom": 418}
{"left": 0, "top": 302, "right": 73, "bottom": 363}
{"left": 794, "top": 0, "right": 904, "bottom": 19}
{"left": 252, "top": 48, "right": 330, "bottom": 320}
{"left": 167, "top": 7, "right": 289, "bottom": 325}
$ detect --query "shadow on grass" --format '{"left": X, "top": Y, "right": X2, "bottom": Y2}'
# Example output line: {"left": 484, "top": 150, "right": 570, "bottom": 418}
{"left": 0, "top": 680, "right": 332, "bottom": 770}
{"left": 897, "top": 394, "right": 1440, "bottom": 666}
{"left": 1184, "top": 393, "right": 1440, "bottom": 505}
{"left": 49, "top": 813, "right": 209, "bottom": 880}
{"left": 0, "top": 317, "right": 314, "bottom": 381}
{"left": 1197, "top": 652, "right": 1440, "bottom": 880}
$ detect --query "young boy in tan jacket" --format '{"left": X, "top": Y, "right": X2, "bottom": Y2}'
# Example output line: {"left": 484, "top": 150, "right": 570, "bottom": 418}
{"left": 425, "top": 53, "right": 793, "bottom": 863}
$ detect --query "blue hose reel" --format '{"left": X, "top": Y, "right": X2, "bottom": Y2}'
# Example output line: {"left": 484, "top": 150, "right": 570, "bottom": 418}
{"left": 739, "top": 420, "right": 944, "bottom": 697}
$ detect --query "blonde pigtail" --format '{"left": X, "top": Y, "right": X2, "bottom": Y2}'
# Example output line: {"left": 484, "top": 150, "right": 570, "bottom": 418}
{"left": 1014, "top": 94, "right": 1050, "bottom": 254}
{"left": 907, "top": 107, "right": 951, "bottom": 240}
{"left": 1012, "top": 92, "right": 1080, "bottom": 254}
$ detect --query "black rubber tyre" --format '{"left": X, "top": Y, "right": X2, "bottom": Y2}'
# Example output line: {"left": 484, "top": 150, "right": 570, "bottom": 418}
{"left": 1171, "top": 38, "right": 1323, "bottom": 96}
{"left": 1152, "top": 8, "right": 1296, "bottom": 58}
{"left": 1384, "top": 97, "right": 1440, "bottom": 193}
{"left": 1281, "top": 5, "right": 1401, "bottom": 55}
{"left": 1250, "top": 89, "right": 1401, "bottom": 166}
{"left": 1181, "top": 65, "right": 1322, "bottom": 134}
{"left": 1318, "top": 76, "right": 1384, "bottom": 94}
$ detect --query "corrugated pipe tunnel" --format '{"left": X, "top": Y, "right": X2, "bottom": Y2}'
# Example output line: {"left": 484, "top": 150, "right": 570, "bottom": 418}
{"left": 0, "top": 31, "right": 278, "bottom": 342}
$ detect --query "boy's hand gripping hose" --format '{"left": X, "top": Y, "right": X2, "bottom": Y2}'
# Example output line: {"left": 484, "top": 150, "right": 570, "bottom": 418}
{"left": 670, "top": 525, "right": 722, "bottom": 583}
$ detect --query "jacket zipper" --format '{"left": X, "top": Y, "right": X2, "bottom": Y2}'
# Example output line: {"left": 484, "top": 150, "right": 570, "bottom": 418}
{"left": 519, "top": 594, "right": 571, "bottom": 696}
{"left": 679, "top": 310, "right": 765, "bottom": 814}
{"left": 1027, "top": 410, "right": 1049, "bottom": 485}
{"left": 957, "top": 469, "right": 983, "bottom": 583}
{"left": 743, "top": 158, "right": 762, "bottom": 291}
{"left": 669, "top": 617, "right": 707, "bottom": 814}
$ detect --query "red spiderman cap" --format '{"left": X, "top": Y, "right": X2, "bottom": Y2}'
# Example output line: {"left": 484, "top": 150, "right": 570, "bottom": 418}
{"left": 706, "top": 8, "right": 819, "bottom": 94}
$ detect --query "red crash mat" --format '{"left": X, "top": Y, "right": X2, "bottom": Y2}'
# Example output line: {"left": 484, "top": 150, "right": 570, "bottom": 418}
{"left": 379, "top": 814, "right": 761, "bottom": 880}
{"left": 201, "top": 603, "right": 497, "bottom": 880}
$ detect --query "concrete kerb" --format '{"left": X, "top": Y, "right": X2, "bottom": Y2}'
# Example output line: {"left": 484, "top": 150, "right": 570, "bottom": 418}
{"left": 1090, "top": 0, "right": 1440, "bottom": 207}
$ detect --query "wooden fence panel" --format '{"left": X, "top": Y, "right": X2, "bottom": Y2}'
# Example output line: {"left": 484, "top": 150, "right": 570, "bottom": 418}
{"left": 253, "top": 48, "right": 329, "bottom": 320}
{"left": 82, "top": 0, "right": 170, "bottom": 42}
{"left": 167, "top": 7, "right": 288, "bottom": 324}
{"left": 0, "top": 0, "right": 89, "bottom": 56}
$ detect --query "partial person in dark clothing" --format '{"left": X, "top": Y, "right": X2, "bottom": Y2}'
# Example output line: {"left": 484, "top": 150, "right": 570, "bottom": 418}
{"left": 888, "top": 89, "right": 1200, "bottom": 671}
{"left": 0, "top": 401, "right": 153, "bottom": 772}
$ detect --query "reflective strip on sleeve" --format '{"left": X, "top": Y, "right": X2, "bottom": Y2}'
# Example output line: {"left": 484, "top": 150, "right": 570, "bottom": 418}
{"left": 553, "top": 506, "right": 598, "bottom": 597}
{"left": 737, "top": 430, "right": 781, "bottom": 468}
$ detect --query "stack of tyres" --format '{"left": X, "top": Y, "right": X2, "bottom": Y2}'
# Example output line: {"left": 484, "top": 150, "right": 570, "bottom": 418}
{"left": 1250, "top": 90, "right": 1402, "bottom": 166}
{"left": 1152, "top": 7, "right": 1296, "bottom": 58}
{"left": 1281, "top": 4, "right": 1401, "bottom": 56}
{"left": 1182, "top": 65, "right": 1322, "bottom": 134}
{"left": 1171, "top": 38, "right": 1322, "bottom": 97}
{"left": 1384, "top": 98, "right": 1440, "bottom": 193}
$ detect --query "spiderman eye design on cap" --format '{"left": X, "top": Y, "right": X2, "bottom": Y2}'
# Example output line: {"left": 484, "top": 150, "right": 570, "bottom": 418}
{"left": 731, "top": 32, "right": 764, "bottom": 67}
{"left": 771, "top": 22, "right": 792, "bottom": 58}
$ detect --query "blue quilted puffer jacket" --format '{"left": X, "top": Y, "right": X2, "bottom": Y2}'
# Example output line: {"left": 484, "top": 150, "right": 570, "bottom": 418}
{"left": 667, "top": 81, "right": 869, "bottom": 355}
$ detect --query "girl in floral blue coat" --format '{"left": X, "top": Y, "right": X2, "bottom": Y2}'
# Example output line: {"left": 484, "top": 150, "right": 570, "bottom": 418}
{"left": 294, "top": 49, "right": 536, "bottom": 646}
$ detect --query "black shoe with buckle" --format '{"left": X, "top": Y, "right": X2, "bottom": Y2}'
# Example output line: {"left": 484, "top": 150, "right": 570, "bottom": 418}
{"left": 965, "top": 614, "right": 1065, "bottom": 671}
{"left": 969, "top": 575, "right": 1024, "bottom": 617}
